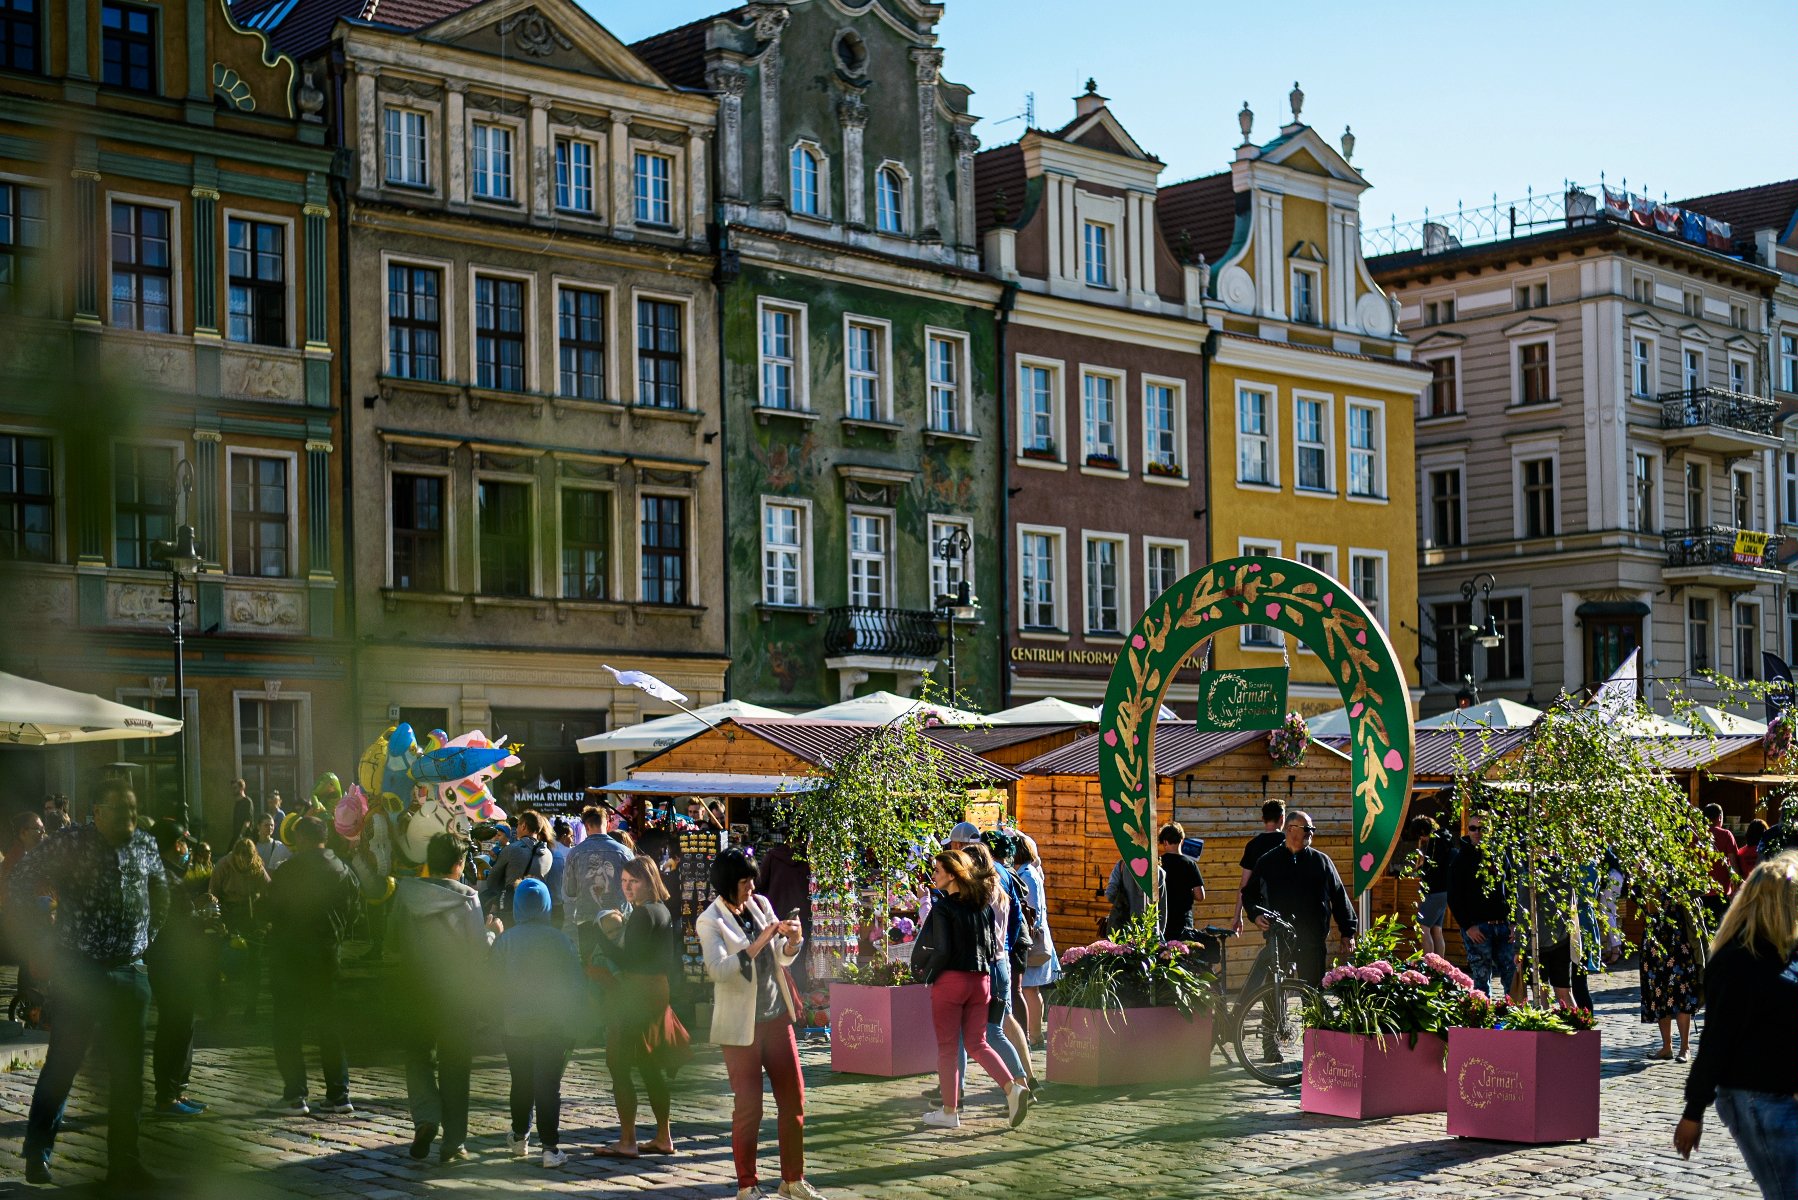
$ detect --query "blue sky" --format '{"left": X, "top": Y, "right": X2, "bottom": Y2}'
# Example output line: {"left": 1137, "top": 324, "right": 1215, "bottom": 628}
{"left": 587, "top": 0, "right": 1795, "bottom": 234}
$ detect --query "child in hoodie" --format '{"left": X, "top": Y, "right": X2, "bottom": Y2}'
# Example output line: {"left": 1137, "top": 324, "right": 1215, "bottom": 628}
{"left": 492, "top": 877, "right": 587, "bottom": 1168}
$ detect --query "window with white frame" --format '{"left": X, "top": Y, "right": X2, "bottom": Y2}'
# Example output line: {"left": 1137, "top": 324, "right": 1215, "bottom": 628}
{"left": 1633, "top": 451, "right": 1657, "bottom": 533}
{"left": 1427, "top": 467, "right": 1463, "bottom": 548}
{"left": 1291, "top": 265, "right": 1320, "bottom": 324}
{"left": 110, "top": 200, "right": 173, "bottom": 333}
{"left": 847, "top": 509, "right": 890, "bottom": 608}
{"left": 1239, "top": 540, "right": 1280, "bottom": 645}
{"left": 383, "top": 106, "right": 429, "bottom": 187}
{"left": 560, "top": 487, "right": 610, "bottom": 600}
{"left": 476, "top": 477, "right": 532, "bottom": 597}
{"left": 1296, "top": 544, "right": 1335, "bottom": 578}
{"left": 226, "top": 216, "right": 286, "bottom": 347}
{"left": 1019, "top": 362, "right": 1059, "bottom": 458}
{"left": 1083, "top": 535, "right": 1124, "bottom": 635}
{"left": 1424, "top": 357, "right": 1458, "bottom": 417}
{"left": 1018, "top": 528, "right": 1061, "bottom": 630}
{"left": 474, "top": 273, "right": 526, "bottom": 391}
{"left": 761, "top": 499, "right": 808, "bottom": 607}
{"left": 1782, "top": 333, "right": 1798, "bottom": 393}
{"left": 1237, "top": 388, "right": 1273, "bottom": 484}
{"left": 228, "top": 453, "right": 290, "bottom": 578}
{"left": 758, "top": 302, "right": 804, "bottom": 410}
{"left": 790, "top": 144, "right": 821, "bottom": 216}
{"left": 1294, "top": 394, "right": 1329, "bottom": 491}
{"left": 875, "top": 166, "right": 905, "bottom": 234}
{"left": 387, "top": 261, "right": 442, "bottom": 381}
{"left": 636, "top": 297, "right": 684, "bottom": 408}
{"left": 1683, "top": 347, "right": 1704, "bottom": 391}
{"left": 1633, "top": 336, "right": 1654, "bottom": 397}
{"left": 844, "top": 319, "right": 885, "bottom": 421}
{"left": 1082, "top": 221, "right": 1111, "bottom": 287}
{"left": 557, "top": 285, "right": 606, "bottom": 401}
{"left": 927, "top": 332, "right": 966, "bottom": 433}
{"left": 1516, "top": 340, "right": 1551, "bottom": 404}
{"left": 1486, "top": 595, "right": 1526, "bottom": 680}
{"left": 1520, "top": 456, "right": 1555, "bottom": 538}
{"left": 1688, "top": 595, "right": 1713, "bottom": 672}
{"left": 640, "top": 494, "right": 687, "bottom": 605}
{"left": 929, "top": 515, "right": 973, "bottom": 602}
{"left": 238, "top": 696, "right": 301, "bottom": 802}
{"left": 555, "top": 137, "right": 596, "bottom": 214}
{"left": 1082, "top": 371, "right": 1118, "bottom": 464}
{"left": 1730, "top": 358, "right": 1749, "bottom": 396}
{"left": 390, "top": 471, "right": 446, "bottom": 591}
{"left": 1733, "top": 468, "right": 1753, "bottom": 529}
{"left": 470, "top": 121, "right": 515, "bottom": 202}
{"left": 1784, "top": 449, "right": 1798, "bottom": 525}
{"left": 1347, "top": 401, "right": 1383, "bottom": 498}
{"left": 1686, "top": 459, "right": 1708, "bottom": 528}
{"left": 1143, "top": 380, "right": 1180, "bottom": 475}
{"left": 633, "top": 151, "right": 672, "bottom": 226}
{"left": 1143, "top": 539, "right": 1186, "bottom": 603}
{"left": 1349, "top": 550, "right": 1386, "bottom": 627}
{"left": 1736, "top": 601, "right": 1761, "bottom": 680}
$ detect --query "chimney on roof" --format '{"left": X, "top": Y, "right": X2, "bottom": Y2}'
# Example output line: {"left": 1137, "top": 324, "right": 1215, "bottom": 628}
{"left": 1074, "top": 77, "right": 1106, "bottom": 118}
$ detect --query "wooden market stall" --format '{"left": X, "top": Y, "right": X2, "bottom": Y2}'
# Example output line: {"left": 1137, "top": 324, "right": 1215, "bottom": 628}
{"left": 927, "top": 722, "right": 1092, "bottom": 771}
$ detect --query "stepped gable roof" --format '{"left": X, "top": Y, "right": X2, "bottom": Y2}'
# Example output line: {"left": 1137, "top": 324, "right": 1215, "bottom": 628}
{"left": 231, "top": 0, "right": 481, "bottom": 58}
{"left": 1155, "top": 170, "right": 1237, "bottom": 268}
{"left": 629, "top": 8, "right": 742, "bottom": 90}
{"left": 1676, "top": 179, "right": 1798, "bottom": 241}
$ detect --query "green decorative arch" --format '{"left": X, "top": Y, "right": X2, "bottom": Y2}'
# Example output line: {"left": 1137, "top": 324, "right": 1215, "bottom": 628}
{"left": 1098, "top": 555, "right": 1415, "bottom": 895}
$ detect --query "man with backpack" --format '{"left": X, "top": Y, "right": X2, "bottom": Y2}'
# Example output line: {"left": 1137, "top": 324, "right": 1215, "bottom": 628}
{"left": 481, "top": 811, "right": 554, "bottom": 921}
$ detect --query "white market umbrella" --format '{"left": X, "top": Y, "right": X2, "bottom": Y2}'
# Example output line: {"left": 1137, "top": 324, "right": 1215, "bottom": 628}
{"left": 800, "top": 690, "right": 986, "bottom": 725}
{"left": 575, "top": 699, "right": 790, "bottom": 753}
{"left": 1619, "top": 711, "right": 1692, "bottom": 736}
{"left": 1688, "top": 705, "right": 1766, "bottom": 735}
{"left": 1306, "top": 706, "right": 1352, "bottom": 737}
{"left": 1087, "top": 702, "right": 1181, "bottom": 722}
{"left": 986, "top": 697, "right": 1098, "bottom": 725}
{"left": 1417, "top": 698, "right": 1545, "bottom": 729}
{"left": 0, "top": 672, "right": 183, "bottom": 746}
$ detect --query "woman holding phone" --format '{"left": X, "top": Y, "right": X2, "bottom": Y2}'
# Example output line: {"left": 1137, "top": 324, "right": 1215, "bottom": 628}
{"left": 696, "top": 848, "right": 827, "bottom": 1200}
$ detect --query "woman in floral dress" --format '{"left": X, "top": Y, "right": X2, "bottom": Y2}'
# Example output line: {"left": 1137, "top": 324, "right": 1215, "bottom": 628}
{"left": 1640, "top": 905, "right": 1704, "bottom": 1060}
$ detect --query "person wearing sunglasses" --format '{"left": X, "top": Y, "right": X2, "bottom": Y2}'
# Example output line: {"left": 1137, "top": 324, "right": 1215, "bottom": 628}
{"left": 1447, "top": 813, "right": 1516, "bottom": 999}
{"left": 1241, "top": 810, "right": 1356, "bottom": 988}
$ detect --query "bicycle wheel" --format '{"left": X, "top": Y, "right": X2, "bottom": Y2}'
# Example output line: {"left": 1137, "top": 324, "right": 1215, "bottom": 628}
{"left": 1232, "top": 979, "right": 1319, "bottom": 1087}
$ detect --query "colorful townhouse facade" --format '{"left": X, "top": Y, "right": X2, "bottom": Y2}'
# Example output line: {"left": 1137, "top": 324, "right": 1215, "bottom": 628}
{"left": 632, "top": 0, "right": 1005, "bottom": 712}
{"left": 0, "top": 0, "right": 346, "bottom": 822}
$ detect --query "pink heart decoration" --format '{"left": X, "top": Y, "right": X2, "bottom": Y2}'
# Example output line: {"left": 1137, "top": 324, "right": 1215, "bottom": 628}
{"left": 1349, "top": 703, "right": 1364, "bottom": 718}
{"left": 1103, "top": 730, "right": 1118, "bottom": 747}
{"left": 1109, "top": 799, "right": 1122, "bottom": 814}
{"left": 1130, "top": 858, "right": 1150, "bottom": 877}
{"left": 1355, "top": 631, "right": 1368, "bottom": 645}
{"left": 1322, "top": 592, "right": 1334, "bottom": 607}
{"left": 1131, "top": 735, "right": 1139, "bottom": 746}
{"left": 1359, "top": 853, "right": 1375, "bottom": 871}
{"left": 1132, "top": 634, "right": 1147, "bottom": 649}
{"left": 1383, "top": 749, "right": 1404, "bottom": 771}
{"left": 1248, "top": 563, "right": 1262, "bottom": 573}
{"left": 1265, "top": 602, "right": 1281, "bottom": 619}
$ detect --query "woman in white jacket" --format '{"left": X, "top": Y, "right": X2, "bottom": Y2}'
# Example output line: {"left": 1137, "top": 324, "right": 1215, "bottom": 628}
{"left": 696, "top": 848, "right": 827, "bottom": 1200}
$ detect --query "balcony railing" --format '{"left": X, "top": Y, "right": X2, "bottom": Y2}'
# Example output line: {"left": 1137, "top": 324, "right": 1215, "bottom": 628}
{"left": 1662, "top": 525, "right": 1777, "bottom": 571}
{"left": 1659, "top": 388, "right": 1778, "bottom": 438}
{"left": 824, "top": 606, "right": 945, "bottom": 659}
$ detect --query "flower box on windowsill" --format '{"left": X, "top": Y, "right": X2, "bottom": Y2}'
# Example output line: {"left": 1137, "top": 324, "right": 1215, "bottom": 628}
{"left": 1144, "top": 461, "right": 1185, "bottom": 480}
{"left": 1445, "top": 1027, "right": 1599, "bottom": 1143}
{"left": 1020, "top": 445, "right": 1060, "bottom": 462}
{"left": 829, "top": 983, "right": 936, "bottom": 1077}
{"left": 1084, "top": 453, "right": 1121, "bottom": 469}
{"left": 1301, "top": 1030, "right": 1447, "bottom": 1119}
{"left": 1046, "top": 1005, "right": 1212, "bottom": 1087}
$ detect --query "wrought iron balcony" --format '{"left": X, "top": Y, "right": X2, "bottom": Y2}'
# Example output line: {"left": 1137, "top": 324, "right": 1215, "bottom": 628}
{"left": 1659, "top": 388, "right": 1778, "bottom": 448}
{"left": 1662, "top": 525, "right": 1779, "bottom": 583}
{"left": 824, "top": 606, "right": 945, "bottom": 660}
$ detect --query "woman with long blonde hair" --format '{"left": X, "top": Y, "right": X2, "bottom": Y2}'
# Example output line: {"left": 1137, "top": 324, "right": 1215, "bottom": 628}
{"left": 1674, "top": 853, "right": 1798, "bottom": 1196}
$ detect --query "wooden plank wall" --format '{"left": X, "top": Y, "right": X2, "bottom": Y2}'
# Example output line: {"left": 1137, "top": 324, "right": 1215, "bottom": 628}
{"left": 630, "top": 728, "right": 817, "bottom": 777}
{"left": 1016, "top": 774, "right": 1176, "bottom": 947}
{"left": 971, "top": 729, "right": 1089, "bottom": 770}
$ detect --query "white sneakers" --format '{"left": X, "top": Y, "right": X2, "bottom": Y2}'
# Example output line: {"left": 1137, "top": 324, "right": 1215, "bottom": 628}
{"left": 1006, "top": 1080, "right": 1034, "bottom": 1128}
{"left": 921, "top": 1108, "right": 961, "bottom": 1129}
{"left": 777, "top": 1181, "right": 829, "bottom": 1200}
{"left": 541, "top": 1148, "right": 568, "bottom": 1169}
{"left": 506, "top": 1131, "right": 531, "bottom": 1158}
{"left": 737, "top": 1188, "right": 770, "bottom": 1200}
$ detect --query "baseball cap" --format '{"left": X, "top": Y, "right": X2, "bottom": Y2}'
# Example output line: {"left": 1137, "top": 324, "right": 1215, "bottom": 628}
{"left": 947, "top": 820, "right": 981, "bottom": 845}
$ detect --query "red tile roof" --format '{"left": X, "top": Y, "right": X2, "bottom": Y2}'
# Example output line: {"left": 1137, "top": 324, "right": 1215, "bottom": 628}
{"left": 630, "top": 9, "right": 741, "bottom": 91}
{"left": 973, "top": 141, "right": 1027, "bottom": 238}
{"left": 1156, "top": 171, "right": 1238, "bottom": 267}
{"left": 1676, "top": 179, "right": 1798, "bottom": 241}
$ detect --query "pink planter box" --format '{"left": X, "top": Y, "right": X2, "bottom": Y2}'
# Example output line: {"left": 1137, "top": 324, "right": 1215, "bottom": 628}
{"left": 1301, "top": 1030, "right": 1447, "bottom": 1118}
{"left": 828, "top": 984, "right": 936, "bottom": 1077}
{"left": 1446, "top": 1026, "right": 1600, "bottom": 1143}
{"left": 1046, "top": 1005, "right": 1213, "bottom": 1086}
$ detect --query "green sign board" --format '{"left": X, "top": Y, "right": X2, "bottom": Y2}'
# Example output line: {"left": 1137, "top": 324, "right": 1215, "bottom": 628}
{"left": 1196, "top": 667, "right": 1289, "bottom": 731}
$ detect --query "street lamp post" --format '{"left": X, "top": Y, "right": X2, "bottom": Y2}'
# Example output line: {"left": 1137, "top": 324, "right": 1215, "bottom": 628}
{"left": 1458, "top": 572, "right": 1504, "bottom": 704}
{"left": 933, "top": 528, "right": 977, "bottom": 701}
{"left": 154, "top": 463, "right": 203, "bottom": 829}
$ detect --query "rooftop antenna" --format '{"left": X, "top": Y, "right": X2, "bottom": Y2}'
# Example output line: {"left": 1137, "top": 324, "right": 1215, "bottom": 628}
{"left": 994, "top": 91, "right": 1036, "bottom": 128}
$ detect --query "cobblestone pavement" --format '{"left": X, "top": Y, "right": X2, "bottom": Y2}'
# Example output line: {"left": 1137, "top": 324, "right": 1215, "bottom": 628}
{"left": 0, "top": 967, "right": 1755, "bottom": 1199}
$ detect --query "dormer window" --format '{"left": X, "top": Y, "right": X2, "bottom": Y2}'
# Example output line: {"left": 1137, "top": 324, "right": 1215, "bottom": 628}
{"left": 875, "top": 166, "right": 904, "bottom": 234}
{"left": 790, "top": 144, "right": 821, "bottom": 217}
{"left": 1291, "top": 265, "right": 1320, "bottom": 324}
{"left": 1083, "top": 220, "right": 1111, "bottom": 287}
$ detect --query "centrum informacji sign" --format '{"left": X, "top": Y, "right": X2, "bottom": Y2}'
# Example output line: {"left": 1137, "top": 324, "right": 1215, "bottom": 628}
{"left": 1196, "top": 667, "right": 1289, "bottom": 731}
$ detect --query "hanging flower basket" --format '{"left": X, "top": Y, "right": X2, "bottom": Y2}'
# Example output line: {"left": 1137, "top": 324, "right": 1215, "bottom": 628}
{"left": 1766, "top": 710, "right": 1795, "bottom": 761}
{"left": 1267, "top": 711, "right": 1309, "bottom": 767}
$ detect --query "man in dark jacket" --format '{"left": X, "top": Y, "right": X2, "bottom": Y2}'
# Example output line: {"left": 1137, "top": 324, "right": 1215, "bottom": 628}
{"left": 1242, "top": 809, "right": 1356, "bottom": 987}
{"left": 1446, "top": 811, "right": 1515, "bottom": 998}
{"left": 480, "top": 810, "right": 553, "bottom": 920}
{"left": 265, "top": 816, "right": 363, "bottom": 1116}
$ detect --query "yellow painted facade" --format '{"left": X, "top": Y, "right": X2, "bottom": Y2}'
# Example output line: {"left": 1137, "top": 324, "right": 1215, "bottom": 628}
{"left": 1199, "top": 115, "right": 1427, "bottom": 708}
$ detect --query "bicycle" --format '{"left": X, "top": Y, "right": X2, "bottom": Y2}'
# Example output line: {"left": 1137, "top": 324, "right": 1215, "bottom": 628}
{"left": 1189, "top": 914, "right": 1321, "bottom": 1087}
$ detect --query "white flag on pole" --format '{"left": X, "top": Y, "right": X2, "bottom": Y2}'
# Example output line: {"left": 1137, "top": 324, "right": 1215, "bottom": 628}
{"left": 601, "top": 664, "right": 689, "bottom": 705}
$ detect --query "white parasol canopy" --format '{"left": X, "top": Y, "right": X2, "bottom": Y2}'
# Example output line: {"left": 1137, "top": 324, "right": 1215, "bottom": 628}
{"left": 1306, "top": 706, "right": 1352, "bottom": 737}
{"left": 575, "top": 699, "right": 790, "bottom": 753}
{"left": 1416, "top": 698, "right": 1545, "bottom": 729}
{"left": 985, "top": 697, "right": 1098, "bottom": 725}
{"left": 799, "top": 690, "right": 986, "bottom": 725}
{"left": 0, "top": 672, "right": 184, "bottom": 746}
{"left": 1687, "top": 705, "right": 1767, "bottom": 735}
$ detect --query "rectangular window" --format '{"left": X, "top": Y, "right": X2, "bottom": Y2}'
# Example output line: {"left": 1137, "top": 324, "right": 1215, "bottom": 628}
{"left": 759, "top": 304, "right": 799, "bottom": 410}
{"left": 390, "top": 472, "right": 445, "bottom": 592}
{"left": 1082, "top": 372, "right": 1117, "bottom": 463}
{"left": 555, "top": 138, "right": 595, "bottom": 213}
{"left": 0, "top": 180, "right": 46, "bottom": 309}
{"left": 928, "top": 334, "right": 963, "bottom": 432}
{"left": 1144, "top": 541, "right": 1185, "bottom": 602}
{"left": 929, "top": 515, "right": 973, "bottom": 603}
{"left": 101, "top": 1, "right": 155, "bottom": 93}
{"left": 1084, "top": 536, "right": 1122, "bottom": 635}
{"left": 1237, "top": 389, "right": 1271, "bottom": 484}
{"left": 1733, "top": 470, "right": 1753, "bottom": 529}
{"left": 1737, "top": 603, "right": 1760, "bottom": 680}
{"left": 636, "top": 298, "right": 683, "bottom": 408}
{"left": 1428, "top": 468, "right": 1463, "bottom": 548}
{"left": 1684, "top": 348, "right": 1704, "bottom": 391}
{"left": 1782, "top": 333, "right": 1798, "bottom": 394}
{"left": 1518, "top": 342, "right": 1550, "bottom": 404}
{"left": 1083, "top": 221, "right": 1110, "bottom": 287}
{"left": 109, "top": 201, "right": 172, "bottom": 332}
{"left": 1349, "top": 552, "right": 1385, "bottom": 626}
{"left": 474, "top": 275, "right": 526, "bottom": 392}
{"left": 1423, "top": 298, "right": 1454, "bottom": 326}
{"left": 847, "top": 511, "right": 890, "bottom": 609}
{"left": 1633, "top": 452, "right": 1656, "bottom": 533}
{"left": 633, "top": 151, "right": 672, "bottom": 226}
{"left": 1240, "top": 542, "right": 1279, "bottom": 645}
{"left": 1020, "top": 365, "right": 1055, "bottom": 455}
{"left": 1515, "top": 281, "right": 1547, "bottom": 310}
{"left": 1521, "top": 457, "right": 1555, "bottom": 538}
{"left": 477, "top": 479, "right": 531, "bottom": 597}
{"left": 1785, "top": 451, "right": 1798, "bottom": 525}
{"left": 1684, "top": 291, "right": 1702, "bottom": 318}
{"left": 789, "top": 146, "right": 820, "bottom": 216}
{"left": 1632, "top": 275, "right": 1653, "bottom": 304}
{"left": 557, "top": 286, "right": 605, "bottom": 401}
{"left": 640, "top": 495, "right": 686, "bottom": 605}
{"left": 875, "top": 168, "right": 904, "bottom": 234}
{"left": 471, "top": 122, "right": 514, "bottom": 202}
{"left": 1686, "top": 460, "right": 1708, "bottom": 528}
{"left": 229, "top": 454, "right": 288, "bottom": 578}
{"left": 1019, "top": 531, "right": 1058, "bottom": 630}
{"left": 387, "top": 263, "right": 441, "bottom": 381}
{"left": 1292, "top": 267, "right": 1318, "bottom": 323}
{"left": 1295, "top": 396, "right": 1328, "bottom": 491}
{"left": 1426, "top": 358, "right": 1457, "bottom": 416}
{"left": 1433, "top": 600, "right": 1473, "bottom": 686}
{"left": 845, "top": 321, "right": 882, "bottom": 421}
{"left": 383, "top": 107, "right": 429, "bottom": 187}
{"left": 1144, "top": 382, "right": 1178, "bottom": 473}
{"left": 762, "top": 501, "right": 805, "bottom": 607}
{"left": 560, "top": 488, "right": 610, "bottom": 600}
{"left": 237, "top": 697, "right": 300, "bottom": 803}
{"left": 1296, "top": 545, "right": 1335, "bottom": 578}
{"left": 1688, "top": 596, "right": 1712, "bottom": 672}
{"left": 1731, "top": 359, "right": 1748, "bottom": 396}
{"left": 226, "top": 217, "right": 285, "bottom": 347}
{"left": 1347, "top": 403, "right": 1382, "bottom": 498}
{"left": 1633, "top": 338, "right": 1653, "bottom": 397}
{"left": 1731, "top": 303, "right": 1749, "bottom": 330}
{"left": 113, "top": 443, "right": 174, "bottom": 569}
{"left": 0, "top": 431, "right": 52, "bottom": 562}
{"left": 1486, "top": 596, "right": 1525, "bottom": 681}
{"left": 0, "top": 0, "right": 39, "bottom": 74}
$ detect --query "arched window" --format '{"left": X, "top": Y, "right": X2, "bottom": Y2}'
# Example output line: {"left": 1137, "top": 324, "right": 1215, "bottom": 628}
{"left": 790, "top": 145, "right": 820, "bottom": 216}
{"left": 875, "top": 167, "right": 904, "bottom": 234}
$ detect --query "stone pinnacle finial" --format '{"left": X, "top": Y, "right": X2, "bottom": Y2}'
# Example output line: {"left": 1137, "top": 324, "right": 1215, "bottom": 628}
{"left": 1084, "top": 77, "right": 1097, "bottom": 95}
{"left": 1238, "top": 101, "right": 1253, "bottom": 144}
{"left": 1289, "top": 81, "right": 1304, "bottom": 123}
{"left": 1340, "top": 125, "right": 1355, "bottom": 162}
